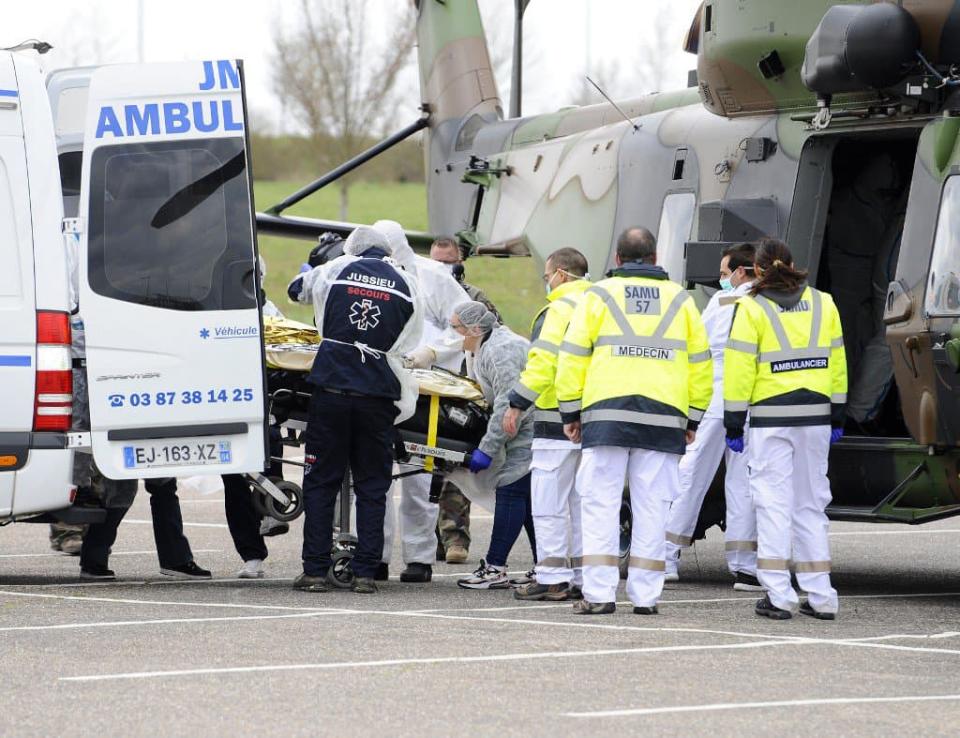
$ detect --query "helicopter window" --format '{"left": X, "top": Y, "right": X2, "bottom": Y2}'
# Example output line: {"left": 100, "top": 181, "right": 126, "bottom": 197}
{"left": 656, "top": 192, "right": 696, "bottom": 282}
{"left": 926, "top": 177, "right": 960, "bottom": 317}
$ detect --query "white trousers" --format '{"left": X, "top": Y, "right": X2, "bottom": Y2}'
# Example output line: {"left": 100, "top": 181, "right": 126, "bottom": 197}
{"left": 379, "top": 469, "right": 438, "bottom": 566}
{"left": 578, "top": 446, "right": 677, "bottom": 607}
{"left": 665, "top": 416, "right": 755, "bottom": 576}
{"left": 748, "top": 425, "right": 838, "bottom": 614}
{"left": 531, "top": 448, "right": 582, "bottom": 586}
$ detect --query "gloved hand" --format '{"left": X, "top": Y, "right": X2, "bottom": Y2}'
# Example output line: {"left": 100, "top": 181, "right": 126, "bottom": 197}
{"left": 299, "top": 263, "right": 312, "bottom": 273}
{"left": 725, "top": 436, "right": 744, "bottom": 454}
{"left": 468, "top": 449, "right": 492, "bottom": 473}
{"left": 404, "top": 345, "right": 436, "bottom": 370}
{"left": 830, "top": 428, "right": 844, "bottom": 445}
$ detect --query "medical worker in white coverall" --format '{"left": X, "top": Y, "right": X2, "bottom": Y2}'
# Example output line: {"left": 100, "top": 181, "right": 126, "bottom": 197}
{"left": 724, "top": 238, "right": 847, "bottom": 621}
{"left": 373, "top": 220, "right": 467, "bottom": 583}
{"left": 664, "top": 243, "right": 762, "bottom": 591}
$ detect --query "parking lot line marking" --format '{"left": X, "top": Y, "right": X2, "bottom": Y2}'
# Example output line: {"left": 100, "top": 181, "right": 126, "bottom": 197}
{"left": 563, "top": 693, "right": 960, "bottom": 719}
{"left": 30, "top": 577, "right": 294, "bottom": 589}
{"left": 0, "top": 590, "right": 335, "bottom": 613}
{"left": 420, "top": 596, "right": 757, "bottom": 614}
{"left": 829, "top": 529, "right": 960, "bottom": 536}
{"left": 0, "top": 549, "right": 221, "bottom": 560}
{"left": 57, "top": 639, "right": 809, "bottom": 683}
{"left": 123, "top": 519, "right": 228, "bottom": 529}
{"left": 0, "top": 611, "right": 351, "bottom": 633}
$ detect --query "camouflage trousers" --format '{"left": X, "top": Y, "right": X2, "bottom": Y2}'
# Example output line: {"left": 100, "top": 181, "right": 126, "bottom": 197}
{"left": 437, "top": 480, "right": 471, "bottom": 549}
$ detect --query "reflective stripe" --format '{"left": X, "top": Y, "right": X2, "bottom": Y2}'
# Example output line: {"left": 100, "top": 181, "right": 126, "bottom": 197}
{"left": 688, "top": 349, "right": 712, "bottom": 363}
{"left": 757, "top": 557, "right": 791, "bottom": 570}
{"left": 726, "top": 338, "right": 758, "bottom": 354}
{"left": 595, "top": 335, "right": 686, "bottom": 351}
{"left": 512, "top": 383, "right": 540, "bottom": 403}
{"left": 688, "top": 407, "right": 705, "bottom": 422}
{"left": 756, "top": 296, "right": 793, "bottom": 355}
{"left": 558, "top": 399, "right": 582, "bottom": 414}
{"left": 794, "top": 560, "right": 831, "bottom": 573}
{"left": 808, "top": 290, "right": 823, "bottom": 350}
{"left": 570, "top": 556, "right": 583, "bottom": 568}
{"left": 652, "top": 291, "right": 690, "bottom": 340}
{"left": 666, "top": 531, "right": 693, "bottom": 546}
{"left": 589, "top": 285, "right": 636, "bottom": 337}
{"left": 831, "top": 336, "right": 844, "bottom": 349}
{"left": 629, "top": 556, "right": 666, "bottom": 572}
{"left": 725, "top": 540, "right": 758, "bottom": 552}
{"left": 758, "top": 347, "right": 831, "bottom": 363}
{"left": 749, "top": 404, "right": 830, "bottom": 418}
{"left": 724, "top": 400, "right": 749, "bottom": 412}
{"left": 831, "top": 393, "right": 847, "bottom": 404}
{"left": 581, "top": 554, "right": 620, "bottom": 566}
{"left": 534, "top": 409, "right": 563, "bottom": 423}
{"left": 531, "top": 338, "right": 560, "bottom": 355}
{"left": 538, "top": 556, "right": 568, "bottom": 568}
{"left": 582, "top": 409, "right": 687, "bottom": 429}
{"left": 559, "top": 341, "right": 593, "bottom": 357}
{"left": 588, "top": 284, "right": 690, "bottom": 353}
{"left": 555, "top": 296, "right": 577, "bottom": 308}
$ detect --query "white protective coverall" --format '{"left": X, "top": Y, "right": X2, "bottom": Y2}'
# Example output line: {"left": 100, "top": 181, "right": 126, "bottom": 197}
{"left": 373, "top": 220, "right": 468, "bottom": 566}
{"left": 665, "top": 281, "right": 756, "bottom": 578}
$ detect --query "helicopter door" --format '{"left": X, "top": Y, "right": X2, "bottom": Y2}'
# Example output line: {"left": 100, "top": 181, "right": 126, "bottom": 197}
{"left": 77, "top": 60, "right": 266, "bottom": 479}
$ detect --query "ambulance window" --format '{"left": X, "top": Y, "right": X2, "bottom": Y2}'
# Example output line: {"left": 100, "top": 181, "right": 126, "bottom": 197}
{"left": 86, "top": 137, "right": 255, "bottom": 311}
{"left": 926, "top": 176, "right": 960, "bottom": 316}
{"left": 656, "top": 192, "right": 697, "bottom": 282}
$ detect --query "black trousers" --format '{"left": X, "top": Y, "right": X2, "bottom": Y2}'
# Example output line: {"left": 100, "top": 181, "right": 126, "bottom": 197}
{"left": 301, "top": 390, "right": 396, "bottom": 578}
{"left": 80, "top": 477, "right": 194, "bottom": 569}
{"left": 222, "top": 429, "right": 285, "bottom": 563}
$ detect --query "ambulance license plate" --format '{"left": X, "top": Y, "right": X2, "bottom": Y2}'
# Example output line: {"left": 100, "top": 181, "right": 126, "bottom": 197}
{"left": 122, "top": 440, "right": 232, "bottom": 469}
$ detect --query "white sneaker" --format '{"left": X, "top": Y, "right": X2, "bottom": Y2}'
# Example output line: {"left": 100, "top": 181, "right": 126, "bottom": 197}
{"left": 508, "top": 568, "right": 536, "bottom": 588}
{"left": 457, "top": 560, "right": 510, "bottom": 590}
{"left": 237, "top": 559, "right": 265, "bottom": 579}
{"left": 664, "top": 571, "right": 680, "bottom": 583}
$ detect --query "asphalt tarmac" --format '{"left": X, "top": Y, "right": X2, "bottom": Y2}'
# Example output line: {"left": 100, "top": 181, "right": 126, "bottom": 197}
{"left": 2, "top": 479, "right": 960, "bottom": 738}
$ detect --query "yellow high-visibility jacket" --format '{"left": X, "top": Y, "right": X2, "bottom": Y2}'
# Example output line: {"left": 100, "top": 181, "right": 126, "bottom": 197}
{"left": 508, "top": 279, "right": 591, "bottom": 440}
{"left": 723, "top": 284, "right": 847, "bottom": 436}
{"left": 555, "top": 262, "right": 713, "bottom": 454}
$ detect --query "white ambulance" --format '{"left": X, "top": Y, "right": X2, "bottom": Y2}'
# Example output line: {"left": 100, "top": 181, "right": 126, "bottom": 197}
{"left": 0, "top": 51, "right": 267, "bottom": 524}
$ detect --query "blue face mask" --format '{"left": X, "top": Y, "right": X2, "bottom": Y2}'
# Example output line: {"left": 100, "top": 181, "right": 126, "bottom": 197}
{"left": 719, "top": 277, "right": 734, "bottom": 292}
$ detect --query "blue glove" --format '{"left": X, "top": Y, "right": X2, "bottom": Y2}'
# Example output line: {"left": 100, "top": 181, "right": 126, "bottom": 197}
{"left": 830, "top": 428, "right": 844, "bottom": 445}
{"left": 299, "top": 263, "right": 312, "bottom": 273}
{"left": 468, "top": 449, "right": 492, "bottom": 473}
{"left": 725, "top": 436, "right": 744, "bottom": 454}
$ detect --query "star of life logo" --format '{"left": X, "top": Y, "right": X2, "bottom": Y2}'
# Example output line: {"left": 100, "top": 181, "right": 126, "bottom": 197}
{"left": 349, "top": 299, "right": 381, "bottom": 331}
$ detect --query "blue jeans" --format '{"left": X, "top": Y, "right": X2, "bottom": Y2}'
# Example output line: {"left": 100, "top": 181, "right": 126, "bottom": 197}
{"left": 486, "top": 473, "right": 536, "bottom": 568}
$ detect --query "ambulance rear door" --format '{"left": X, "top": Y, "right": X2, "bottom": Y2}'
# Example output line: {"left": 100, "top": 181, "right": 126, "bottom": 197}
{"left": 78, "top": 60, "right": 266, "bottom": 479}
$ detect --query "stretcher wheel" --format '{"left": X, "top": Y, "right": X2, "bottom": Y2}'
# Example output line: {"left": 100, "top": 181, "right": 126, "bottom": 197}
{"left": 264, "top": 480, "right": 304, "bottom": 522}
{"left": 330, "top": 549, "right": 355, "bottom": 588}
{"left": 618, "top": 496, "right": 631, "bottom": 580}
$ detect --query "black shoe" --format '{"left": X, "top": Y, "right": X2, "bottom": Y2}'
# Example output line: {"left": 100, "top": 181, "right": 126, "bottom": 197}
{"left": 80, "top": 564, "right": 116, "bottom": 580}
{"left": 799, "top": 600, "right": 836, "bottom": 620}
{"left": 733, "top": 572, "right": 764, "bottom": 592}
{"left": 400, "top": 563, "right": 432, "bottom": 583}
{"left": 293, "top": 573, "right": 329, "bottom": 592}
{"left": 160, "top": 561, "right": 212, "bottom": 579}
{"left": 633, "top": 605, "right": 659, "bottom": 615}
{"left": 755, "top": 595, "right": 792, "bottom": 620}
{"left": 351, "top": 576, "right": 378, "bottom": 594}
{"left": 374, "top": 562, "right": 389, "bottom": 581}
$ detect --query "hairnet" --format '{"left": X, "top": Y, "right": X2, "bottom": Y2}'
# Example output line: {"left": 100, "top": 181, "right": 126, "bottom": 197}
{"left": 344, "top": 225, "right": 391, "bottom": 256}
{"left": 373, "top": 219, "right": 408, "bottom": 254}
{"left": 453, "top": 300, "right": 497, "bottom": 334}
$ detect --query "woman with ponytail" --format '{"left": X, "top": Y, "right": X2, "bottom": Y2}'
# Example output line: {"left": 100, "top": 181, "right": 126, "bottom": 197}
{"left": 722, "top": 238, "right": 848, "bottom": 621}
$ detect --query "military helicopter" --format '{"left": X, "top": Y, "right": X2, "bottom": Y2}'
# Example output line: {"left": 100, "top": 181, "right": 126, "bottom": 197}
{"left": 258, "top": 0, "right": 960, "bottom": 537}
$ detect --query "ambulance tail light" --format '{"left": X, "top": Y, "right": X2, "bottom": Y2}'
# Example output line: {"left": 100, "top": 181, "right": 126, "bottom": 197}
{"left": 34, "top": 311, "right": 72, "bottom": 432}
